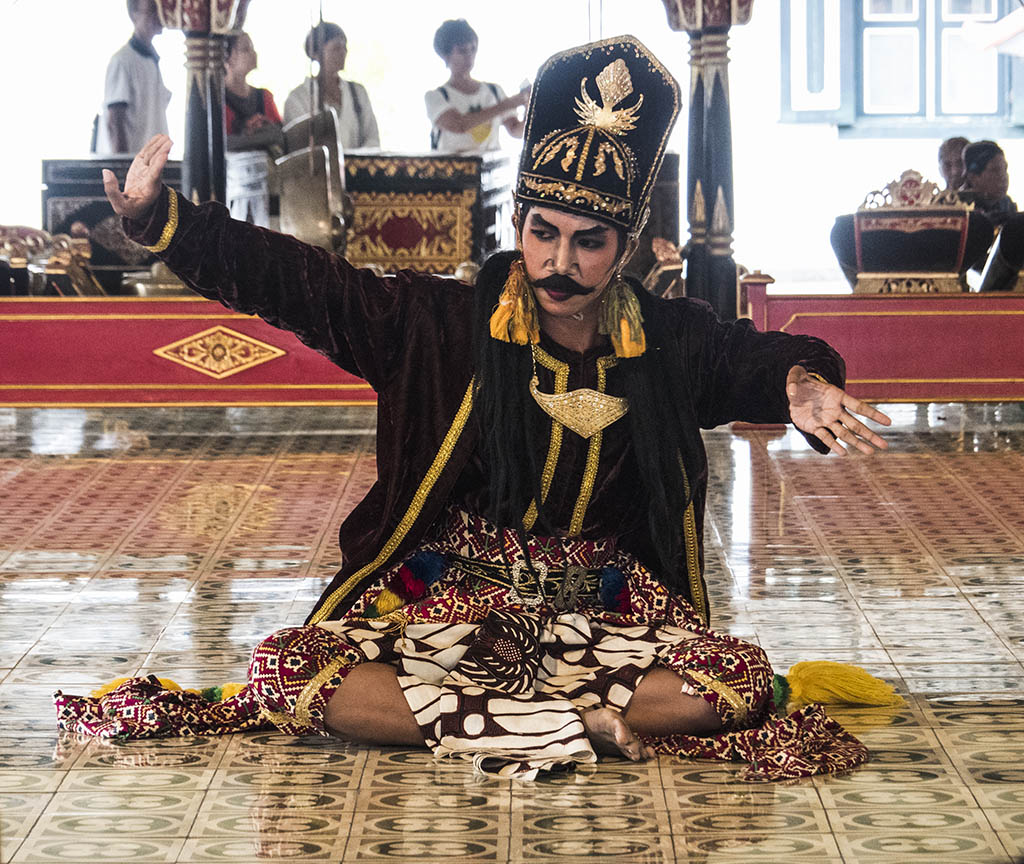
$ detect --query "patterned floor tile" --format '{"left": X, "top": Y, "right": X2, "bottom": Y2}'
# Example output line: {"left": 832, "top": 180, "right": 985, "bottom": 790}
{"left": 56, "top": 768, "right": 215, "bottom": 792}
{"left": 4, "top": 404, "right": 1024, "bottom": 862}
{"left": 671, "top": 831, "right": 841, "bottom": 859}
{"left": 834, "top": 829, "right": 1009, "bottom": 860}
{"left": 10, "top": 835, "right": 185, "bottom": 863}
{"left": 207, "top": 766, "right": 363, "bottom": 791}
{"left": 341, "top": 834, "right": 508, "bottom": 861}
{"left": 188, "top": 807, "right": 352, "bottom": 838}
{"left": 513, "top": 831, "right": 674, "bottom": 861}
{"left": 669, "top": 806, "right": 831, "bottom": 833}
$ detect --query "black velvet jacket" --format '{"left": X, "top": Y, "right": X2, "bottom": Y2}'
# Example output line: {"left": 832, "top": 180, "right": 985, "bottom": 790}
{"left": 127, "top": 188, "right": 844, "bottom": 624}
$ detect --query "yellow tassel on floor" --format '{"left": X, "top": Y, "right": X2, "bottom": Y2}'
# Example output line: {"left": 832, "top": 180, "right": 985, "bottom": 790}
{"left": 219, "top": 682, "right": 247, "bottom": 700}
{"left": 90, "top": 676, "right": 183, "bottom": 699}
{"left": 90, "top": 677, "right": 247, "bottom": 702}
{"left": 786, "top": 661, "right": 904, "bottom": 708}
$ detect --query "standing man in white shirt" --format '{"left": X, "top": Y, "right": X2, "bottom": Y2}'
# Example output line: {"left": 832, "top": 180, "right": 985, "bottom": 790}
{"left": 95, "top": 0, "right": 171, "bottom": 155}
{"left": 425, "top": 19, "right": 529, "bottom": 153}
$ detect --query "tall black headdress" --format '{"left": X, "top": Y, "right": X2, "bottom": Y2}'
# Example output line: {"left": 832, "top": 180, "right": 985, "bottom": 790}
{"left": 515, "top": 35, "right": 681, "bottom": 235}
{"left": 491, "top": 36, "right": 681, "bottom": 358}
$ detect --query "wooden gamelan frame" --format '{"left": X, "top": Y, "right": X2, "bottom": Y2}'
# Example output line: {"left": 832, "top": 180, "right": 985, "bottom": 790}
{"left": 744, "top": 280, "right": 1024, "bottom": 403}
{"left": 0, "top": 297, "right": 375, "bottom": 407}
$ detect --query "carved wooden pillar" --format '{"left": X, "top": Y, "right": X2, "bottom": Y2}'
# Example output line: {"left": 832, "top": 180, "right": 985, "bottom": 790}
{"left": 663, "top": 0, "right": 754, "bottom": 321}
{"left": 156, "top": 1, "right": 239, "bottom": 203}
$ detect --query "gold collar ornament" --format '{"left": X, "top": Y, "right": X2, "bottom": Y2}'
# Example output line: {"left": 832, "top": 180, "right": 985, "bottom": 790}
{"left": 529, "top": 347, "right": 629, "bottom": 439}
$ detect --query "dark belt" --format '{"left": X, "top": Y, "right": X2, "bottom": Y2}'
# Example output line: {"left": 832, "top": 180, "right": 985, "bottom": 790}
{"left": 450, "top": 554, "right": 601, "bottom": 611}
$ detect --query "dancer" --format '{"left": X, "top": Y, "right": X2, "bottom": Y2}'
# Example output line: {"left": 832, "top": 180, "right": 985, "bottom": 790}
{"left": 58, "top": 37, "right": 894, "bottom": 781}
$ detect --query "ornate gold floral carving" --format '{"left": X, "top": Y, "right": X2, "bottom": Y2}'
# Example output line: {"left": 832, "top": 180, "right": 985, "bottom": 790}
{"left": 858, "top": 215, "right": 966, "bottom": 233}
{"left": 860, "top": 170, "right": 967, "bottom": 211}
{"left": 854, "top": 273, "right": 965, "bottom": 294}
{"left": 153, "top": 325, "right": 285, "bottom": 379}
{"left": 345, "top": 190, "right": 477, "bottom": 274}
{"left": 345, "top": 157, "right": 479, "bottom": 181}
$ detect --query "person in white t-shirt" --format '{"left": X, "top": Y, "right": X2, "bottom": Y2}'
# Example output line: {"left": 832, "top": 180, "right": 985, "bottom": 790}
{"left": 283, "top": 22, "right": 380, "bottom": 151}
{"left": 425, "top": 19, "right": 529, "bottom": 153}
{"left": 94, "top": 0, "right": 171, "bottom": 155}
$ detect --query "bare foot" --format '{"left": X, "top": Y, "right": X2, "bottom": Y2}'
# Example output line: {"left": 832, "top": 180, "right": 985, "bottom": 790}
{"left": 581, "top": 707, "right": 654, "bottom": 762}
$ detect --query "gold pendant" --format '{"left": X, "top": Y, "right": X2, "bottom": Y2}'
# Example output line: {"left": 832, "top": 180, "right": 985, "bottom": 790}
{"left": 530, "top": 375, "right": 629, "bottom": 439}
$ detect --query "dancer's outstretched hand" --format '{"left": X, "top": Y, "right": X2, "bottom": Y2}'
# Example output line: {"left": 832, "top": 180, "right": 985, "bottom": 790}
{"left": 787, "top": 365, "right": 891, "bottom": 455}
{"left": 102, "top": 134, "right": 173, "bottom": 221}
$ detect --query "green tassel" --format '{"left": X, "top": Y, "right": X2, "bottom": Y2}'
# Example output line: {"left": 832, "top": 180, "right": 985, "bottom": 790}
{"left": 771, "top": 673, "right": 791, "bottom": 714}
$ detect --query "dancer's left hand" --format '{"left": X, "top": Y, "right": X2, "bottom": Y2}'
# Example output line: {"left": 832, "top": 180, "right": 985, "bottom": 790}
{"left": 786, "top": 365, "right": 891, "bottom": 455}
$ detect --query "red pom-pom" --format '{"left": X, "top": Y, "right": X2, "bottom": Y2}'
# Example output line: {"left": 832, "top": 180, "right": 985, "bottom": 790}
{"left": 397, "top": 565, "right": 426, "bottom": 598}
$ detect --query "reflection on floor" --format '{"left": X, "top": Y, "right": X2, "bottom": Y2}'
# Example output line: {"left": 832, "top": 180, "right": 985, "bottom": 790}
{"left": 0, "top": 403, "right": 1022, "bottom": 863}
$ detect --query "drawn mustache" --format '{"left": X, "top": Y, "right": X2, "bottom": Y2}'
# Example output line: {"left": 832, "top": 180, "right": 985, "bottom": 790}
{"left": 533, "top": 273, "right": 595, "bottom": 296}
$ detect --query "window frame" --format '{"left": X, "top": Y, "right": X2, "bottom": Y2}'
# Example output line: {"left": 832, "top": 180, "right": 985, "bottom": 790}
{"left": 780, "top": 0, "right": 1024, "bottom": 137}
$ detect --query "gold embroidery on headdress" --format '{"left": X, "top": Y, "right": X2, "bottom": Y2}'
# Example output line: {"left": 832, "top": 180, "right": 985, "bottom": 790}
{"left": 530, "top": 59, "right": 640, "bottom": 192}
{"left": 574, "top": 58, "right": 644, "bottom": 135}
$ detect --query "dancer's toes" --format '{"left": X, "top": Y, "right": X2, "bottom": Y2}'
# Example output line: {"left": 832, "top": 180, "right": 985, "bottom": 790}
{"left": 582, "top": 707, "right": 649, "bottom": 761}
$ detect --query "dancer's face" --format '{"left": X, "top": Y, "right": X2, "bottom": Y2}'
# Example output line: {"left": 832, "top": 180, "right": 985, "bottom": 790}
{"left": 520, "top": 206, "right": 620, "bottom": 324}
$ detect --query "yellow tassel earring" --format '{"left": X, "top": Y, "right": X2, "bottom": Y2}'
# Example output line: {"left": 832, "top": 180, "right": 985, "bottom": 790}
{"left": 599, "top": 276, "right": 646, "bottom": 358}
{"left": 489, "top": 258, "right": 540, "bottom": 345}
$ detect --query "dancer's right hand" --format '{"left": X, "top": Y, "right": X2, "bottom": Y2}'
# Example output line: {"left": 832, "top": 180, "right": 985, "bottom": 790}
{"left": 102, "top": 134, "right": 173, "bottom": 221}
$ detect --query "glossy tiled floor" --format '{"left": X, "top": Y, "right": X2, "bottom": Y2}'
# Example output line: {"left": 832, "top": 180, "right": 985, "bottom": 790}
{"left": 1, "top": 403, "right": 1023, "bottom": 863}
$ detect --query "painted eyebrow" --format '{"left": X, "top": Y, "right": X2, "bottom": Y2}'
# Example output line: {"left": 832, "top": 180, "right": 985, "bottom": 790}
{"left": 528, "top": 214, "right": 611, "bottom": 238}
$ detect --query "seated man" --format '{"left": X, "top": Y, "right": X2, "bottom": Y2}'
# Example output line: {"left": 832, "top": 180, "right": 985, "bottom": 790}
{"left": 961, "top": 140, "right": 1016, "bottom": 227}
{"left": 938, "top": 136, "right": 969, "bottom": 192}
{"left": 962, "top": 142, "right": 1022, "bottom": 292}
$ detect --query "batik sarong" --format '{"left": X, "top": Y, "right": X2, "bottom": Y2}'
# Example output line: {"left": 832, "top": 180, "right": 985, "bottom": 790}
{"left": 56, "top": 507, "right": 867, "bottom": 781}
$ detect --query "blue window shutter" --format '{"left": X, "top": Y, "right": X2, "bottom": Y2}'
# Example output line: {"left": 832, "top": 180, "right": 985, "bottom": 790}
{"left": 781, "top": 0, "right": 856, "bottom": 124}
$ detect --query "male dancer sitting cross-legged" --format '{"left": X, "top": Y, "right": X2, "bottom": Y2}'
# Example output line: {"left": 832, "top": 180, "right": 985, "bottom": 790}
{"left": 57, "top": 37, "right": 893, "bottom": 781}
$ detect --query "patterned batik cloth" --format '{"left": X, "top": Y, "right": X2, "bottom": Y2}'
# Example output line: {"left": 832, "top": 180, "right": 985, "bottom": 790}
{"left": 54, "top": 508, "right": 868, "bottom": 781}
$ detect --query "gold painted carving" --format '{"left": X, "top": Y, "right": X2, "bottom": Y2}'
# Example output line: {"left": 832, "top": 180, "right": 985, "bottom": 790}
{"left": 345, "top": 190, "right": 476, "bottom": 274}
{"left": 153, "top": 325, "right": 285, "bottom": 379}
{"left": 859, "top": 170, "right": 967, "bottom": 211}
{"left": 345, "top": 157, "right": 478, "bottom": 181}
{"left": 858, "top": 215, "right": 966, "bottom": 233}
{"left": 854, "top": 274, "right": 965, "bottom": 294}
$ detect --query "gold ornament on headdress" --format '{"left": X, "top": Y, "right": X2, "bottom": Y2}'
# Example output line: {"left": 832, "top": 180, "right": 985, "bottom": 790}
{"left": 529, "top": 346, "right": 629, "bottom": 439}
{"left": 574, "top": 58, "right": 644, "bottom": 135}
{"left": 489, "top": 258, "right": 540, "bottom": 345}
{"left": 531, "top": 59, "right": 641, "bottom": 191}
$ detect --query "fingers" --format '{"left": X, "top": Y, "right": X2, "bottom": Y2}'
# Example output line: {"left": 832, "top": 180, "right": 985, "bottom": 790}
{"left": 149, "top": 136, "right": 173, "bottom": 176}
{"left": 833, "top": 409, "right": 889, "bottom": 452}
{"left": 101, "top": 169, "right": 126, "bottom": 213}
{"left": 843, "top": 393, "right": 893, "bottom": 427}
{"left": 814, "top": 425, "right": 848, "bottom": 457}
